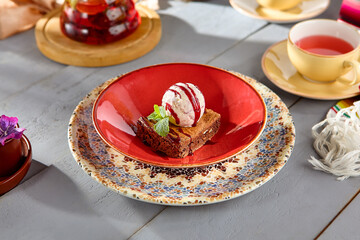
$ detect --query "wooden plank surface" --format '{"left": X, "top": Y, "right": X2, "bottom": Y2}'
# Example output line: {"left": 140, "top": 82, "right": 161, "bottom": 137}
{"left": 0, "top": 0, "right": 274, "bottom": 239}
{"left": 0, "top": 165, "right": 164, "bottom": 239}
{"left": 318, "top": 190, "right": 360, "bottom": 240}
{"left": 130, "top": 97, "right": 360, "bottom": 240}
{"left": 208, "top": 23, "right": 298, "bottom": 107}
{"left": 129, "top": 1, "right": 360, "bottom": 239}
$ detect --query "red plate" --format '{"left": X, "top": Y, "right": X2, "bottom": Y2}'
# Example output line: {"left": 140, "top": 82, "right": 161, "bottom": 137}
{"left": 93, "top": 63, "right": 267, "bottom": 168}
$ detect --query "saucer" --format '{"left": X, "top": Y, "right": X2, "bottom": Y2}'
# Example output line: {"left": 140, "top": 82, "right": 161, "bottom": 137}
{"left": 229, "top": 0, "right": 330, "bottom": 23}
{"left": 261, "top": 40, "right": 360, "bottom": 100}
{"left": 68, "top": 71, "right": 295, "bottom": 206}
{"left": 0, "top": 135, "right": 32, "bottom": 195}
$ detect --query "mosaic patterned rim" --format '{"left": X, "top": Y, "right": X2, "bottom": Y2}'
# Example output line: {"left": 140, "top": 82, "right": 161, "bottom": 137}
{"left": 68, "top": 72, "right": 295, "bottom": 206}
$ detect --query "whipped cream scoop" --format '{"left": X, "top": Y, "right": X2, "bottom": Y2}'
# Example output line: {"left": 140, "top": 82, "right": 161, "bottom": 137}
{"left": 162, "top": 82, "right": 205, "bottom": 127}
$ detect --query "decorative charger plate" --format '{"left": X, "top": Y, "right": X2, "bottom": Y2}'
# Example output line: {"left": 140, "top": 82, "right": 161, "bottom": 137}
{"left": 262, "top": 40, "right": 360, "bottom": 100}
{"left": 68, "top": 71, "right": 295, "bottom": 206}
{"left": 92, "top": 63, "right": 267, "bottom": 168}
{"left": 229, "top": 0, "right": 330, "bottom": 23}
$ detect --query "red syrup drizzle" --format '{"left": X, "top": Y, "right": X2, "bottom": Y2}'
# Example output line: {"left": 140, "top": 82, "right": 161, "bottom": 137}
{"left": 178, "top": 128, "right": 193, "bottom": 155}
{"left": 141, "top": 117, "right": 152, "bottom": 131}
{"left": 168, "top": 89, "right": 181, "bottom": 98}
{"left": 144, "top": 116, "right": 194, "bottom": 156}
{"left": 165, "top": 103, "right": 180, "bottom": 125}
{"left": 174, "top": 83, "right": 201, "bottom": 127}
{"left": 164, "top": 89, "right": 181, "bottom": 125}
{"left": 205, "top": 140, "right": 216, "bottom": 145}
{"left": 168, "top": 129, "right": 180, "bottom": 144}
{"left": 168, "top": 128, "right": 193, "bottom": 155}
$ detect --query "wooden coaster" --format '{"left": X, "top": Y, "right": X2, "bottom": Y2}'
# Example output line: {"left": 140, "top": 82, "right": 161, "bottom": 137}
{"left": 35, "top": 5, "right": 161, "bottom": 67}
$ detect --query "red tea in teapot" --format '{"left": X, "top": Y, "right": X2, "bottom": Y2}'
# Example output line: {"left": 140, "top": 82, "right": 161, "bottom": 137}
{"left": 60, "top": 0, "right": 141, "bottom": 45}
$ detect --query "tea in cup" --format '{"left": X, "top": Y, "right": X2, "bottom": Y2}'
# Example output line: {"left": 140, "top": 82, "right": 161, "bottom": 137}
{"left": 256, "top": 0, "right": 302, "bottom": 10}
{"left": 287, "top": 19, "right": 360, "bottom": 84}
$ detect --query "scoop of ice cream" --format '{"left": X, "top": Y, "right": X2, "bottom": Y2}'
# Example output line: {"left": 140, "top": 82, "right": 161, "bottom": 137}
{"left": 162, "top": 82, "right": 205, "bottom": 127}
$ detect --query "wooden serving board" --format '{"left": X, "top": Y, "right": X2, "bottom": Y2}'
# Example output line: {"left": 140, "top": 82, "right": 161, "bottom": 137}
{"left": 35, "top": 5, "right": 161, "bottom": 67}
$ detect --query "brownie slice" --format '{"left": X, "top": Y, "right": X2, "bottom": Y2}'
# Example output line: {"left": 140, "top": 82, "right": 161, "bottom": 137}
{"left": 136, "top": 109, "right": 221, "bottom": 158}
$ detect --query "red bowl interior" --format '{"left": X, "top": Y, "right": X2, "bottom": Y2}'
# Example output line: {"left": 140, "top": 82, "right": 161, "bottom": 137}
{"left": 0, "top": 135, "right": 32, "bottom": 195}
{"left": 93, "top": 63, "right": 266, "bottom": 167}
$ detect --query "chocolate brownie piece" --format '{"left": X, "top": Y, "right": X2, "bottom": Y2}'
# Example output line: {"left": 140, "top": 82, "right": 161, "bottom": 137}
{"left": 136, "top": 109, "right": 221, "bottom": 158}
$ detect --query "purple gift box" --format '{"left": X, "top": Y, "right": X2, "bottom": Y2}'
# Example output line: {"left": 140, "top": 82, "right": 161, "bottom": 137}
{"left": 339, "top": 0, "right": 360, "bottom": 29}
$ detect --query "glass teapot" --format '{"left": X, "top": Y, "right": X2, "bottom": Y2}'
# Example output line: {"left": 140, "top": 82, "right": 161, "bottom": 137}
{"left": 60, "top": 0, "right": 141, "bottom": 44}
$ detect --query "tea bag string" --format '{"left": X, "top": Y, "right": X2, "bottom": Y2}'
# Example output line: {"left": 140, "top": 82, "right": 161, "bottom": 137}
{"left": 308, "top": 101, "right": 360, "bottom": 180}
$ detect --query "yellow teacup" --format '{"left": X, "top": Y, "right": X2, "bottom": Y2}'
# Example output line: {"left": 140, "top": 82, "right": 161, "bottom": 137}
{"left": 256, "top": 0, "right": 302, "bottom": 10}
{"left": 287, "top": 19, "right": 360, "bottom": 85}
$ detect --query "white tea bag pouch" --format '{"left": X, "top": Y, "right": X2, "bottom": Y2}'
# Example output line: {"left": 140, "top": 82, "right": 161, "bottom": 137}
{"left": 308, "top": 101, "right": 360, "bottom": 180}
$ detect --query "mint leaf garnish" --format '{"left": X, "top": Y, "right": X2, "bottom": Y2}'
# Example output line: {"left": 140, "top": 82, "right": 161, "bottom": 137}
{"left": 154, "top": 118, "right": 169, "bottom": 137}
{"left": 148, "top": 111, "right": 161, "bottom": 121}
{"left": 147, "top": 104, "right": 170, "bottom": 136}
{"left": 159, "top": 106, "right": 167, "bottom": 118}
{"left": 154, "top": 104, "right": 161, "bottom": 115}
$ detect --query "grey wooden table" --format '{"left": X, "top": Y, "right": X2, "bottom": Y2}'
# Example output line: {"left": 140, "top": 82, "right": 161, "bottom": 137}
{"left": 1, "top": 0, "right": 359, "bottom": 239}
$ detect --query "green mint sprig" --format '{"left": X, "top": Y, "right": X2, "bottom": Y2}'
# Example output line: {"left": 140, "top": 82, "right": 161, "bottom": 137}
{"left": 147, "top": 105, "right": 170, "bottom": 137}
